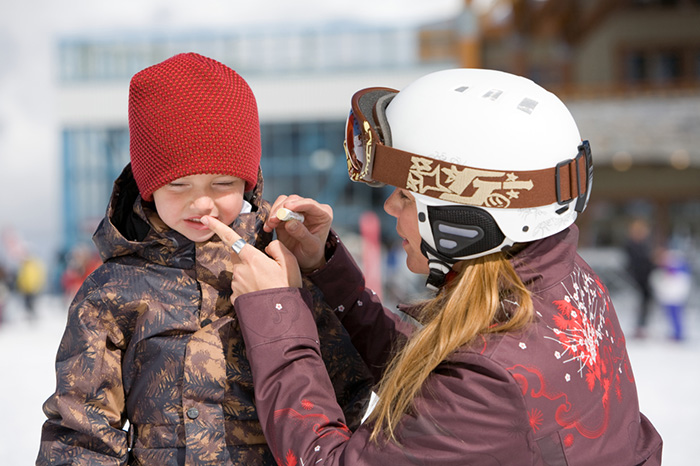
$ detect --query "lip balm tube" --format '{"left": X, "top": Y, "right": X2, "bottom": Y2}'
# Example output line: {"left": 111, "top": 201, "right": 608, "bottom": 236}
{"left": 276, "top": 208, "right": 305, "bottom": 222}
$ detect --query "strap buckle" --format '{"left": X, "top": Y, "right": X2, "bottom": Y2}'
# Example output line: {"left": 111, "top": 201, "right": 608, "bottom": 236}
{"left": 555, "top": 141, "right": 592, "bottom": 212}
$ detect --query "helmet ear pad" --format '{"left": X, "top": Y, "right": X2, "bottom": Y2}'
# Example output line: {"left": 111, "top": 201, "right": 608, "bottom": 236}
{"left": 418, "top": 203, "right": 510, "bottom": 263}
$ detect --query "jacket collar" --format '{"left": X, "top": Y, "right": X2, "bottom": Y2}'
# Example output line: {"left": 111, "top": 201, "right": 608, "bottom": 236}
{"left": 510, "top": 225, "right": 579, "bottom": 294}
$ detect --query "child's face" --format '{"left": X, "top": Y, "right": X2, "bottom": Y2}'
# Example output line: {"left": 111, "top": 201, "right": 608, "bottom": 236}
{"left": 152, "top": 174, "right": 246, "bottom": 242}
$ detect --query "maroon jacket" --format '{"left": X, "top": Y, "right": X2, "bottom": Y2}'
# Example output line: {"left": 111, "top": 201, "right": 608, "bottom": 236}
{"left": 234, "top": 226, "right": 663, "bottom": 465}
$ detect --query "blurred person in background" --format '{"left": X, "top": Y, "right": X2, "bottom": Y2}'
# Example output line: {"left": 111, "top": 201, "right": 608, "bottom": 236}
{"left": 624, "top": 218, "right": 656, "bottom": 339}
{"left": 15, "top": 255, "right": 46, "bottom": 319}
{"left": 651, "top": 246, "right": 692, "bottom": 341}
{"left": 0, "top": 262, "right": 10, "bottom": 325}
{"left": 37, "top": 52, "right": 371, "bottom": 466}
{"left": 59, "top": 244, "right": 101, "bottom": 301}
{"left": 204, "top": 69, "right": 662, "bottom": 465}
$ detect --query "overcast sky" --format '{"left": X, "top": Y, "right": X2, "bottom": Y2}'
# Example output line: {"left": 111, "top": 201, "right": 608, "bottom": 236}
{"left": 0, "top": 0, "right": 464, "bottom": 264}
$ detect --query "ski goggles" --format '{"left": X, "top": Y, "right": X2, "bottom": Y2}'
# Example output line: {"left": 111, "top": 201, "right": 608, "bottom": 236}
{"left": 343, "top": 87, "right": 399, "bottom": 186}
{"left": 343, "top": 86, "right": 593, "bottom": 211}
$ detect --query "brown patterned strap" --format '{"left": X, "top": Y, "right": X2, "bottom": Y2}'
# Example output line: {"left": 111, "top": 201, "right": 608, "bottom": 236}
{"left": 371, "top": 143, "right": 589, "bottom": 209}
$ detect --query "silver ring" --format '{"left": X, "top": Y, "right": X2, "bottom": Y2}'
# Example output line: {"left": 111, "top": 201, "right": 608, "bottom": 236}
{"left": 231, "top": 239, "right": 247, "bottom": 255}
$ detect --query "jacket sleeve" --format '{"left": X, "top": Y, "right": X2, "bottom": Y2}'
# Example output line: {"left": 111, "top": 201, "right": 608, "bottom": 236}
{"left": 300, "top": 274, "right": 374, "bottom": 431}
{"left": 36, "top": 277, "right": 129, "bottom": 465}
{"left": 306, "top": 234, "right": 416, "bottom": 381}
{"left": 235, "top": 288, "right": 535, "bottom": 466}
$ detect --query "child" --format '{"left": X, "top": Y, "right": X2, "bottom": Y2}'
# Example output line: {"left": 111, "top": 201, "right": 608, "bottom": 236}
{"left": 37, "top": 53, "right": 371, "bottom": 465}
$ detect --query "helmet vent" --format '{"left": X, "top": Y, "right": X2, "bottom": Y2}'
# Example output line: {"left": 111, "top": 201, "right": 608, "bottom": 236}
{"left": 483, "top": 89, "right": 503, "bottom": 101}
{"left": 454, "top": 86, "right": 469, "bottom": 93}
{"left": 434, "top": 222, "right": 484, "bottom": 254}
{"left": 440, "top": 239, "right": 458, "bottom": 249}
{"left": 517, "top": 98, "right": 539, "bottom": 114}
{"left": 427, "top": 205, "right": 506, "bottom": 259}
{"left": 438, "top": 223, "right": 480, "bottom": 239}
{"left": 555, "top": 205, "right": 569, "bottom": 215}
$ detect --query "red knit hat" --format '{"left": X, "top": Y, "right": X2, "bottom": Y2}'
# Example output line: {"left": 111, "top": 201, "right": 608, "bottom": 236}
{"left": 129, "top": 53, "right": 261, "bottom": 201}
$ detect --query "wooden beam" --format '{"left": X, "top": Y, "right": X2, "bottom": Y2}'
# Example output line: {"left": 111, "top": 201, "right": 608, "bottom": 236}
{"left": 568, "top": 0, "right": 628, "bottom": 44}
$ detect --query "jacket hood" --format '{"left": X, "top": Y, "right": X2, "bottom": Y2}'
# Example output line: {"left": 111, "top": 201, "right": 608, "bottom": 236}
{"left": 510, "top": 224, "right": 579, "bottom": 293}
{"left": 92, "top": 163, "right": 271, "bottom": 268}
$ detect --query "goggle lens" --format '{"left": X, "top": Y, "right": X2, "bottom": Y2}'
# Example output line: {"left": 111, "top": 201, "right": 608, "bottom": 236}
{"left": 344, "top": 110, "right": 369, "bottom": 181}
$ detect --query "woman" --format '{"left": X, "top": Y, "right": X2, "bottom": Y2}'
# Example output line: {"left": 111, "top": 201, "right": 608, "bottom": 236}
{"left": 203, "top": 69, "right": 663, "bottom": 465}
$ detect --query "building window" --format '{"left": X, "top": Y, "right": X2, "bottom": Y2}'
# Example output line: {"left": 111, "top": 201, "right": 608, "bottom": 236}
{"left": 620, "top": 47, "right": 699, "bottom": 87}
{"left": 58, "top": 25, "right": 421, "bottom": 83}
{"left": 624, "top": 51, "right": 648, "bottom": 84}
{"left": 655, "top": 50, "right": 683, "bottom": 83}
{"left": 62, "top": 128, "right": 130, "bottom": 248}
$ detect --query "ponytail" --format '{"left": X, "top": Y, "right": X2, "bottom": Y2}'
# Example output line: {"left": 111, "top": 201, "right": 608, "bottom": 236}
{"left": 368, "top": 251, "right": 533, "bottom": 442}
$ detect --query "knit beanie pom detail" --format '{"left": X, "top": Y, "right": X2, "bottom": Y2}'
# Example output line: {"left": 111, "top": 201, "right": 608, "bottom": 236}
{"left": 129, "top": 53, "right": 261, "bottom": 201}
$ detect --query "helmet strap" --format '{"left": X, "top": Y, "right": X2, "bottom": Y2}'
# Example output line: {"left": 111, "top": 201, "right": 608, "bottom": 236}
{"left": 420, "top": 240, "right": 456, "bottom": 291}
{"left": 426, "top": 262, "right": 451, "bottom": 291}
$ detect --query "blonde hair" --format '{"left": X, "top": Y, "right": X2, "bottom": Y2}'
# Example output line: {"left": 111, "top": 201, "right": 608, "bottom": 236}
{"left": 368, "top": 251, "right": 534, "bottom": 442}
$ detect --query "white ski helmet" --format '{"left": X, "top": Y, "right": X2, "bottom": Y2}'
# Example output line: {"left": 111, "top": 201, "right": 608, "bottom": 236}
{"left": 344, "top": 69, "right": 592, "bottom": 288}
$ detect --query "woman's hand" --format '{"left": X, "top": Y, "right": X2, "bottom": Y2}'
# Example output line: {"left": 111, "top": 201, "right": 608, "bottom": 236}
{"left": 264, "top": 195, "right": 333, "bottom": 273}
{"left": 201, "top": 216, "right": 302, "bottom": 300}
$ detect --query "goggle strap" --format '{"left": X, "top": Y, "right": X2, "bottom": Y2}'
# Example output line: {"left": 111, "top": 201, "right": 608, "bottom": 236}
{"left": 370, "top": 142, "right": 591, "bottom": 209}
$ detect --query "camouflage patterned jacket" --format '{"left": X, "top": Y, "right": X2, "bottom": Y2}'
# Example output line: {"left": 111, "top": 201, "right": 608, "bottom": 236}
{"left": 37, "top": 165, "right": 372, "bottom": 465}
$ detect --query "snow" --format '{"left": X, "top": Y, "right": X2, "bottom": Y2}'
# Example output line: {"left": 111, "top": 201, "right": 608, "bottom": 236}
{"left": 1, "top": 291, "right": 697, "bottom": 465}
{"left": 0, "top": 296, "right": 68, "bottom": 466}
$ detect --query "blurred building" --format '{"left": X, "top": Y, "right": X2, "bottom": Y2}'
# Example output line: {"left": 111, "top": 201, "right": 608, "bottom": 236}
{"left": 56, "top": 22, "right": 455, "bottom": 250}
{"left": 422, "top": 0, "right": 700, "bottom": 250}
{"left": 57, "top": 0, "right": 700, "bottom": 260}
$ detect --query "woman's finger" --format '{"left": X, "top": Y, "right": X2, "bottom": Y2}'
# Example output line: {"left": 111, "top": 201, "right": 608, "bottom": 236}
{"left": 283, "top": 199, "right": 333, "bottom": 230}
{"left": 265, "top": 240, "right": 302, "bottom": 288}
{"left": 264, "top": 195, "right": 289, "bottom": 233}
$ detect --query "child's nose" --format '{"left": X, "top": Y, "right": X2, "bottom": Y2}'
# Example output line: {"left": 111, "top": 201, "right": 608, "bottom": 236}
{"left": 191, "top": 195, "right": 215, "bottom": 211}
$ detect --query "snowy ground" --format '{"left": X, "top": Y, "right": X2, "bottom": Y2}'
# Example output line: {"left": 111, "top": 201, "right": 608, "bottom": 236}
{"left": 1, "top": 290, "right": 697, "bottom": 465}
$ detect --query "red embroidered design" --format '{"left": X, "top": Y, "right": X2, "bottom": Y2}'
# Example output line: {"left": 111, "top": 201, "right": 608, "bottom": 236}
{"left": 563, "top": 433, "right": 574, "bottom": 448}
{"left": 509, "top": 364, "right": 609, "bottom": 438}
{"left": 508, "top": 265, "right": 633, "bottom": 441}
{"left": 274, "top": 408, "right": 350, "bottom": 438}
{"left": 544, "top": 265, "right": 625, "bottom": 398}
{"left": 269, "top": 408, "right": 351, "bottom": 461}
{"left": 478, "top": 334, "right": 488, "bottom": 355}
{"left": 301, "top": 399, "right": 314, "bottom": 410}
{"left": 284, "top": 450, "right": 298, "bottom": 466}
{"left": 528, "top": 408, "right": 544, "bottom": 432}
